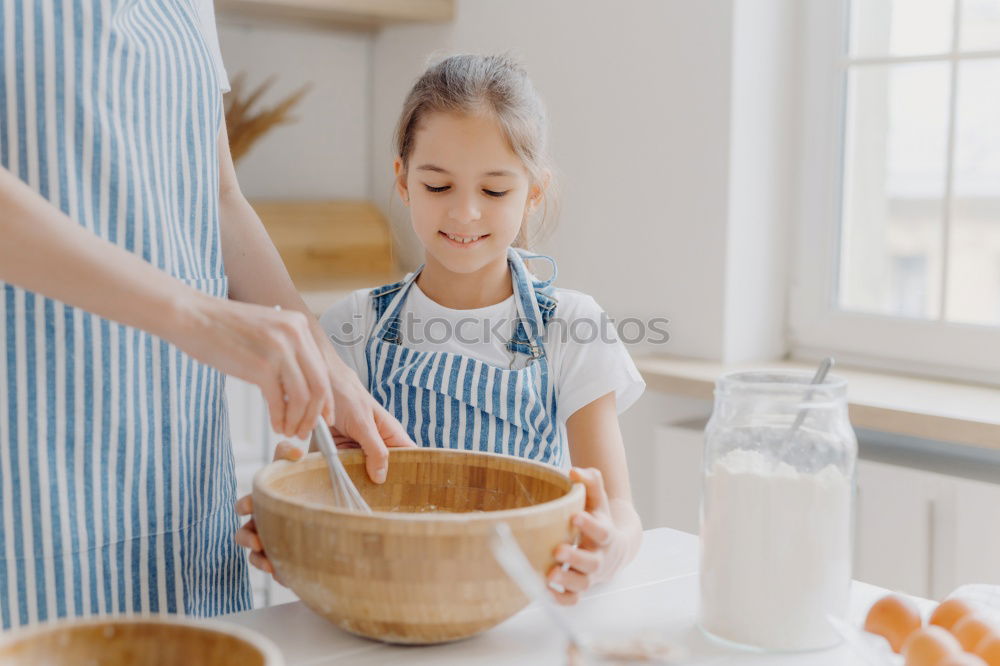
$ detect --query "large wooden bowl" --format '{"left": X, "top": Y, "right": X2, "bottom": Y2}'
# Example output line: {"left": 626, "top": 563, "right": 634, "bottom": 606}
{"left": 253, "top": 448, "right": 584, "bottom": 644}
{"left": 0, "top": 615, "right": 283, "bottom": 665}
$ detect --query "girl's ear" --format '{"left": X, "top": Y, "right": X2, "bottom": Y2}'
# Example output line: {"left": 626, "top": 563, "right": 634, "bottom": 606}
{"left": 394, "top": 157, "right": 410, "bottom": 206}
{"left": 525, "top": 169, "right": 551, "bottom": 215}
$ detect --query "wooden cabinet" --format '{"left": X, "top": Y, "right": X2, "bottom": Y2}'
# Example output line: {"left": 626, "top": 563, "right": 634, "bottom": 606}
{"left": 854, "top": 460, "right": 942, "bottom": 598}
{"left": 856, "top": 460, "right": 1000, "bottom": 599}
{"left": 251, "top": 200, "right": 395, "bottom": 290}
{"left": 652, "top": 421, "right": 704, "bottom": 535}
{"left": 941, "top": 476, "right": 1000, "bottom": 593}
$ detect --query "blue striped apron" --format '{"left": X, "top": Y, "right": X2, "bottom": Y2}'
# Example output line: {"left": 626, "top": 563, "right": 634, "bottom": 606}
{"left": 364, "top": 248, "right": 566, "bottom": 467}
{"left": 0, "top": 1, "right": 250, "bottom": 628}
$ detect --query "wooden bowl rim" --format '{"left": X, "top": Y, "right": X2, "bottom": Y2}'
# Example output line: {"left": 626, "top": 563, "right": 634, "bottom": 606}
{"left": 0, "top": 614, "right": 284, "bottom": 663}
{"left": 253, "top": 448, "right": 585, "bottom": 523}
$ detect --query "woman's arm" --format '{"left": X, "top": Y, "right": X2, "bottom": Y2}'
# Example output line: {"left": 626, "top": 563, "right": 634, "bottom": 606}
{"left": 547, "top": 391, "right": 643, "bottom": 604}
{"left": 215, "top": 127, "right": 413, "bottom": 484}
{"left": 0, "top": 165, "right": 206, "bottom": 342}
{"left": 0, "top": 163, "right": 330, "bottom": 438}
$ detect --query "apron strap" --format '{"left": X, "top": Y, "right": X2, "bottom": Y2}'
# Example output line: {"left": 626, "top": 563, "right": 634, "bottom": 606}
{"left": 371, "top": 269, "right": 421, "bottom": 344}
{"left": 514, "top": 248, "right": 558, "bottom": 288}
{"left": 507, "top": 248, "right": 558, "bottom": 360}
{"left": 368, "top": 249, "right": 559, "bottom": 360}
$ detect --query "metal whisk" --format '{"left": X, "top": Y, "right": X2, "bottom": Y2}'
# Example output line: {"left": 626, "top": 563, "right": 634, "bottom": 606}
{"left": 313, "top": 419, "right": 371, "bottom": 513}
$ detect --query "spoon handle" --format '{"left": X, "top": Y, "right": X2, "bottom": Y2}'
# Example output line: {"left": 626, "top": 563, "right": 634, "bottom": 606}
{"left": 791, "top": 357, "right": 834, "bottom": 430}
{"left": 490, "top": 523, "right": 586, "bottom": 649}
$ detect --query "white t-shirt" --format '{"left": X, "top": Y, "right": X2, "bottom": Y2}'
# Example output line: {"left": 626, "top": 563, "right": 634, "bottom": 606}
{"left": 320, "top": 280, "right": 646, "bottom": 455}
{"left": 195, "top": 0, "right": 230, "bottom": 93}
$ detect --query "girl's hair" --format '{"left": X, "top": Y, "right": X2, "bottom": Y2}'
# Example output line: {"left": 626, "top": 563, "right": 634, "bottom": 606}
{"left": 393, "top": 53, "right": 557, "bottom": 248}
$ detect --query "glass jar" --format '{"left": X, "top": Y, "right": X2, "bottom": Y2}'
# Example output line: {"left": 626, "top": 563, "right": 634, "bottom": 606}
{"left": 697, "top": 371, "right": 856, "bottom": 652}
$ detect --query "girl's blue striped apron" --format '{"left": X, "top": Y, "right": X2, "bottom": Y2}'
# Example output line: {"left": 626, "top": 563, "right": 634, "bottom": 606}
{"left": 365, "top": 248, "right": 567, "bottom": 467}
{"left": 0, "top": 1, "right": 250, "bottom": 628}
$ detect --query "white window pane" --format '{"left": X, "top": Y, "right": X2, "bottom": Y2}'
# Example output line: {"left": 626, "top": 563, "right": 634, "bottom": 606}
{"left": 839, "top": 64, "right": 951, "bottom": 319}
{"left": 961, "top": 0, "right": 1000, "bottom": 51}
{"left": 850, "top": 0, "right": 955, "bottom": 57}
{"left": 946, "top": 60, "right": 1000, "bottom": 326}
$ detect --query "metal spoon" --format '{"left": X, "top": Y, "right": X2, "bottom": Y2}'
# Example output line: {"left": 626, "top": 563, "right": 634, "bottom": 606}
{"left": 774, "top": 356, "right": 835, "bottom": 461}
{"left": 490, "top": 522, "right": 590, "bottom": 652}
{"left": 490, "top": 524, "right": 685, "bottom": 664}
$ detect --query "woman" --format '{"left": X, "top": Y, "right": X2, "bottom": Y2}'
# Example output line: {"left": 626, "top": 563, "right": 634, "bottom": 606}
{"left": 0, "top": 1, "right": 410, "bottom": 628}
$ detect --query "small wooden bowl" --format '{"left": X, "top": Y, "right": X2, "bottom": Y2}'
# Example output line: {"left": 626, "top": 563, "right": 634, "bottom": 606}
{"left": 0, "top": 615, "right": 284, "bottom": 665}
{"left": 253, "top": 448, "right": 584, "bottom": 644}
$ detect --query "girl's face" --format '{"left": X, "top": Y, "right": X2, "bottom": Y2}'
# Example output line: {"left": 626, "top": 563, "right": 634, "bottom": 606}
{"left": 395, "top": 111, "right": 543, "bottom": 275}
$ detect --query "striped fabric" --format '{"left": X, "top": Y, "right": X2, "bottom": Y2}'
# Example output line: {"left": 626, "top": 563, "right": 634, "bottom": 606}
{"left": 0, "top": 1, "right": 250, "bottom": 628}
{"left": 365, "top": 248, "right": 566, "bottom": 467}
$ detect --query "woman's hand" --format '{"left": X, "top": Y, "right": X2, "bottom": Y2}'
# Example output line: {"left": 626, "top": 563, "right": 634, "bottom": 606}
{"left": 173, "top": 293, "right": 333, "bottom": 440}
{"left": 211, "top": 122, "right": 415, "bottom": 484}
{"left": 235, "top": 442, "right": 303, "bottom": 583}
{"left": 316, "top": 341, "right": 416, "bottom": 483}
{"left": 547, "top": 467, "right": 632, "bottom": 606}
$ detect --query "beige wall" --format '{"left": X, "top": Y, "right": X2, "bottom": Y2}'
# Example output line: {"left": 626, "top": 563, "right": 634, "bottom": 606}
{"left": 216, "top": 19, "right": 372, "bottom": 200}
{"left": 216, "top": 1, "right": 800, "bottom": 363}
{"left": 371, "top": 0, "right": 740, "bottom": 360}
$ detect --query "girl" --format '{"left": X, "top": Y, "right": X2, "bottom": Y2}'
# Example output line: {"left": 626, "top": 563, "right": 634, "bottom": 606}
{"left": 241, "top": 54, "right": 645, "bottom": 604}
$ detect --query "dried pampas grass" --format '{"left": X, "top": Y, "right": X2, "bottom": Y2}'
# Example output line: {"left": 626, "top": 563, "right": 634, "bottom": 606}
{"left": 225, "top": 73, "right": 312, "bottom": 163}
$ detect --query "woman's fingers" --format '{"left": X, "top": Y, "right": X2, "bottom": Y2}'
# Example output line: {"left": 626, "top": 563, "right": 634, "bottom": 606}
{"left": 176, "top": 299, "right": 337, "bottom": 437}
{"left": 351, "top": 416, "right": 390, "bottom": 484}
{"left": 259, "top": 374, "right": 287, "bottom": 435}
{"left": 272, "top": 440, "right": 304, "bottom": 462}
{"left": 268, "top": 308, "right": 320, "bottom": 439}
{"left": 374, "top": 403, "right": 417, "bottom": 448}
{"left": 278, "top": 353, "right": 309, "bottom": 438}
{"left": 290, "top": 316, "right": 333, "bottom": 438}
{"left": 316, "top": 346, "right": 415, "bottom": 483}
{"left": 331, "top": 427, "right": 355, "bottom": 448}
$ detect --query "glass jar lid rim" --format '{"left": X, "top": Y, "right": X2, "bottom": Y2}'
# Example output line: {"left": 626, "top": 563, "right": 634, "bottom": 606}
{"left": 716, "top": 370, "right": 848, "bottom": 393}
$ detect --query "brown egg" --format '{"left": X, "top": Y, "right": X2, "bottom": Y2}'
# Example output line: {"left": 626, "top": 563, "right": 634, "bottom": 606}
{"left": 865, "top": 594, "right": 924, "bottom": 653}
{"left": 953, "top": 615, "right": 1000, "bottom": 652}
{"left": 903, "top": 626, "right": 963, "bottom": 666}
{"left": 932, "top": 599, "right": 981, "bottom": 632}
{"left": 937, "top": 655, "right": 988, "bottom": 666}
{"left": 974, "top": 634, "right": 1000, "bottom": 666}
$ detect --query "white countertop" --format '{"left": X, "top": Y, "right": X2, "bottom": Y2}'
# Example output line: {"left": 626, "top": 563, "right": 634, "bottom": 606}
{"left": 225, "top": 527, "right": 922, "bottom": 665}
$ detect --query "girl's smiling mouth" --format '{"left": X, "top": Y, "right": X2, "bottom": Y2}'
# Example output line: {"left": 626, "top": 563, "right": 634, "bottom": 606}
{"left": 439, "top": 231, "right": 489, "bottom": 247}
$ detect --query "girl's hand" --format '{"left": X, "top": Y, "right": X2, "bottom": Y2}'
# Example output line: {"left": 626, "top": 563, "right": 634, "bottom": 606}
{"left": 234, "top": 442, "right": 303, "bottom": 584}
{"left": 174, "top": 294, "right": 333, "bottom": 440}
{"left": 547, "top": 467, "right": 629, "bottom": 606}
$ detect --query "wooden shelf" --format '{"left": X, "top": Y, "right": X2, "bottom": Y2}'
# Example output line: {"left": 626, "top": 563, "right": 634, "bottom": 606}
{"left": 217, "top": 0, "right": 455, "bottom": 30}
{"left": 253, "top": 199, "right": 396, "bottom": 279}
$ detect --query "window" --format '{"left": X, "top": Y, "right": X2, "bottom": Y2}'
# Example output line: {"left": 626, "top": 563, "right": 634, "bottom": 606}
{"left": 791, "top": 0, "right": 1000, "bottom": 383}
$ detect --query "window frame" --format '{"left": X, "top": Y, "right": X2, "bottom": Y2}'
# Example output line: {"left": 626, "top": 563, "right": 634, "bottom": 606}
{"left": 789, "top": 0, "right": 1000, "bottom": 385}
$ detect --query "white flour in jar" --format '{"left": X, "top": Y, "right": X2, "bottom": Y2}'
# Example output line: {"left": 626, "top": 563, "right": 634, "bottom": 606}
{"left": 698, "top": 449, "right": 852, "bottom": 651}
